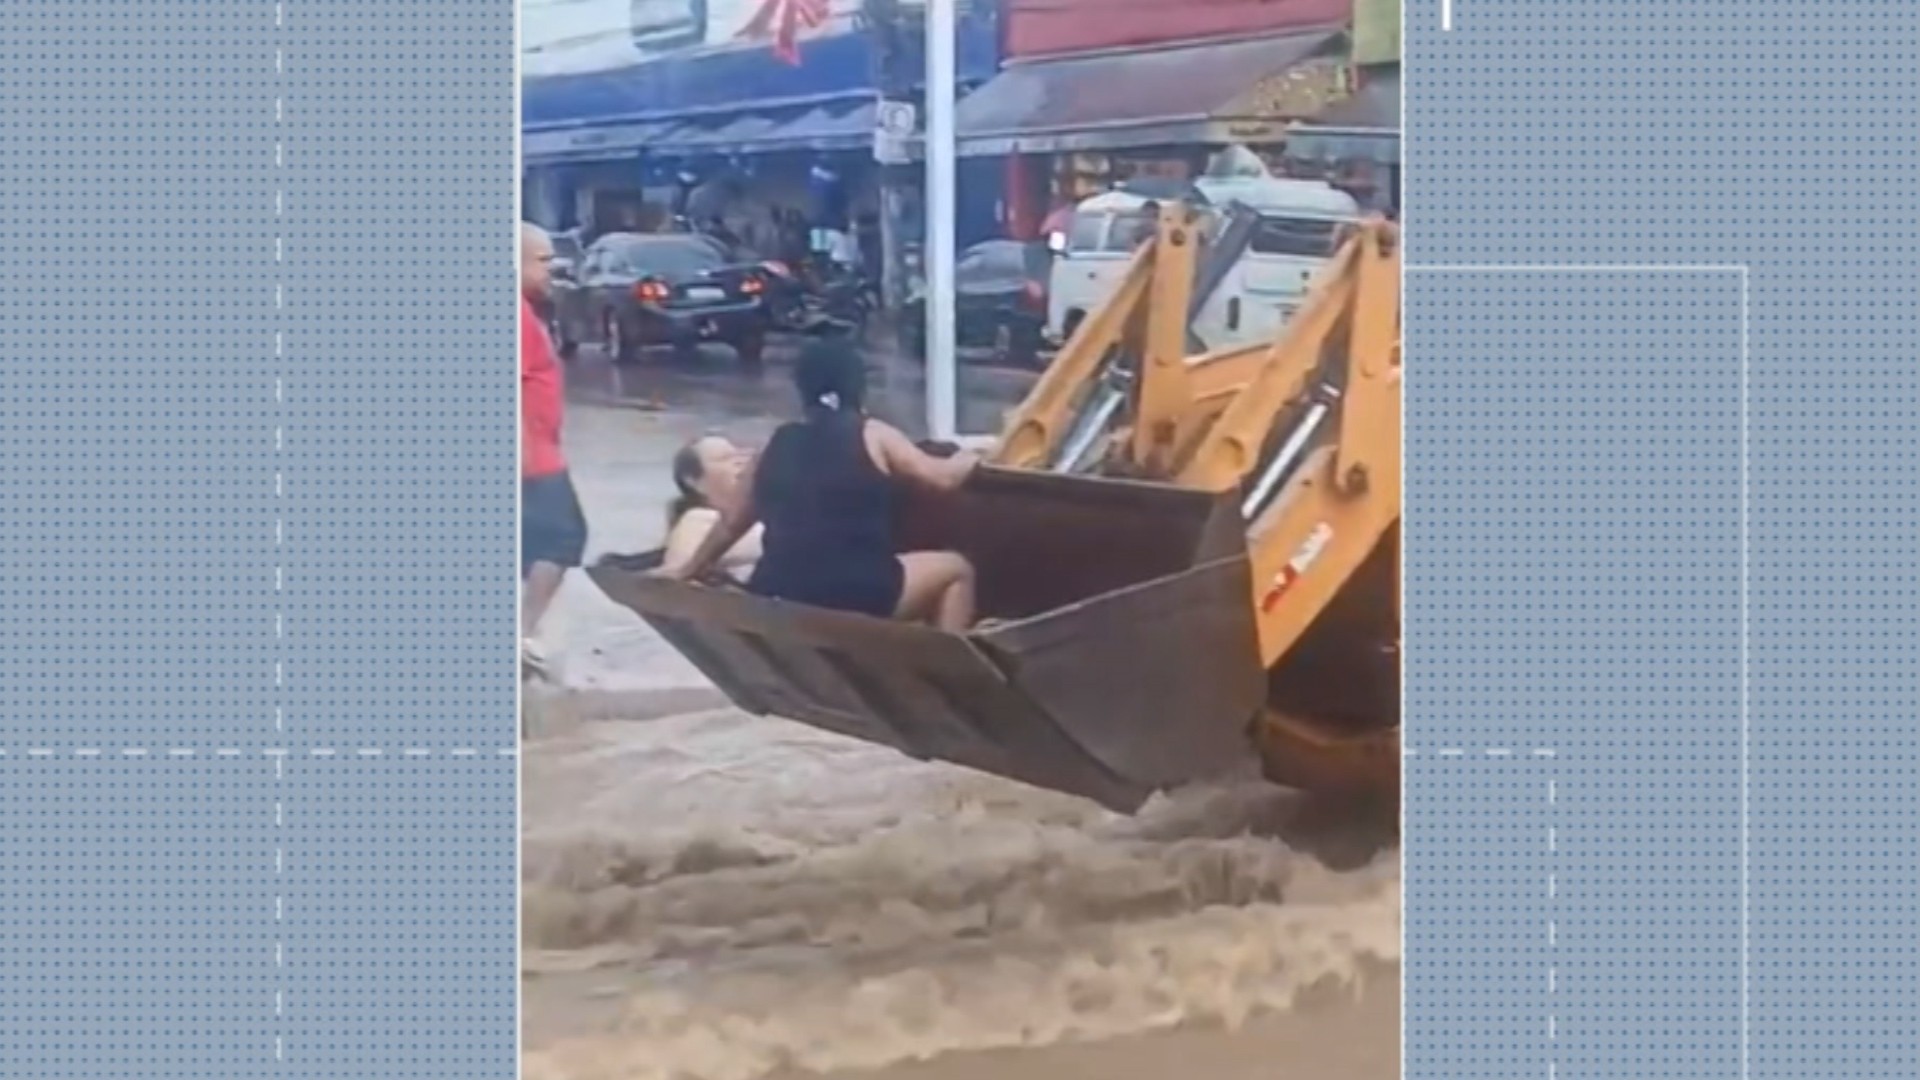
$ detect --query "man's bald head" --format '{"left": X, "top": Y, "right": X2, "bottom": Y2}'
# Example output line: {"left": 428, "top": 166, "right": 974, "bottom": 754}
{"left": 520, "top": 222, "right": 555, "bottom": 300}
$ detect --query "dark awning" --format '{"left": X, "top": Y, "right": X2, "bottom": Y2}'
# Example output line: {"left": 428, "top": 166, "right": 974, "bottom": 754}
{"left": 523, "top": 120, "right": 672, "bottom": 165}
{"left": 1287, "top": 67, "right": 1400, "bottom": 166}
{"left": 954, "top": 28, "right": 1347, "bottom": 158}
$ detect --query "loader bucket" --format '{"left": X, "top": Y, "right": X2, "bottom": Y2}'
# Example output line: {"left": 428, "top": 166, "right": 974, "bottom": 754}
{"left": 587, "top": 467, "right": 1266, "bottom": 811}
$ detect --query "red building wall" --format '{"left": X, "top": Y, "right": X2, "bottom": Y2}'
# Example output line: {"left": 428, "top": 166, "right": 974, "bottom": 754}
{"left": 1005, "top": 0, "right": 1351, "bottom": 59}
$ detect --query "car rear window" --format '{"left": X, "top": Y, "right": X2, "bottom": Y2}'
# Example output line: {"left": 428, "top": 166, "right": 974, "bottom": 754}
{"left": 956, "top": 242, "right": 1039, "bottom": 292}
{"left": 594, "top": 235, "right": 725, "bottom": 275}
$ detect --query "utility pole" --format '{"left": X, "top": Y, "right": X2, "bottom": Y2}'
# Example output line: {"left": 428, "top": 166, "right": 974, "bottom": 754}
{"left": 923, "top": 0, "right": 958, "bottom": 439}
{"left": 862, "top": 0, "right": 914, "bottom": 314}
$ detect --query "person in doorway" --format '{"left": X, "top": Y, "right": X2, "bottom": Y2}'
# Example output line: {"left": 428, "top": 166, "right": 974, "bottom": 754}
{"left": 520, "top": 222, "right": 590, "bottom": 679}
{"left": 776, "top": 208, "right": 810, "bottom": 267}
{"left": 660, "top": 434, "right": 764, "bottom": 582}
{"left": 658, "top": 340, "right": 982, "bottom": 632}
{"left": 854, "top": 211, "right": 881, "bottom": 278}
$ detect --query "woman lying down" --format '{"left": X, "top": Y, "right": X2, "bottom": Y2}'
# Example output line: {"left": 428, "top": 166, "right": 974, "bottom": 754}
{"left": 659, "top": 433, "right": 764, "bottom": 584}
{"left": 654, "top": 340, "right": 986, "bottom": 632}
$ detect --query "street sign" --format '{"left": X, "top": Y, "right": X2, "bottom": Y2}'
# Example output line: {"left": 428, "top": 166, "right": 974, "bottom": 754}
{"left": 876, "top": 100, "right": 916, "bottom": 136}
{"left": 873, "top": 100, "right": 916, "bottom": 164}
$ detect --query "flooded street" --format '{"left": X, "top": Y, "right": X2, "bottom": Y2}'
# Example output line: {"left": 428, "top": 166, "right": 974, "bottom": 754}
{"left": 521, "top": 708, "right": 1398, "bottom": 1080}
{"left": 521, "top": 357, "right": 1400, "bottom": 1080}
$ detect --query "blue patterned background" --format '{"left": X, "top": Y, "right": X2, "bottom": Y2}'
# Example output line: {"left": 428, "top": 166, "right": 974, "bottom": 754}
{"left": 1, "top": 1, "right": 516, "bottom": 1076}
{"left": 1407, "top": 1, "right": 1920, "bottom": 1077}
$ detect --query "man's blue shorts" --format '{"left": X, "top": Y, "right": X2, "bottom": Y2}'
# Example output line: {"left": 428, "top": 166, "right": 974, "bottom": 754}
{"left": 521, "top": 470, "right": 587, "bottom": 578}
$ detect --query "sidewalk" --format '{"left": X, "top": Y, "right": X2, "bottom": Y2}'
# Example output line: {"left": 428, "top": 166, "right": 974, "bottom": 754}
{"left": 533, "top": 403, "right": 782, "bottom": 704}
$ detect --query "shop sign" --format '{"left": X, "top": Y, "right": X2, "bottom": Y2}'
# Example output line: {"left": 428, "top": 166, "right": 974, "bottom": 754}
{"left": 522, "top": 0, "right": 861, "bottom": 78}
{"left": 873, "top": 99, "right": 916, "bottom": 164}
{"left": 523, "top": 122, "right": 659, "bottom": 160}
{"left": 1221, "top": 120, "right": 1288, "bottom": 143}
{"left": 1352, "top": 0, "right": 1401, "bottom": 67}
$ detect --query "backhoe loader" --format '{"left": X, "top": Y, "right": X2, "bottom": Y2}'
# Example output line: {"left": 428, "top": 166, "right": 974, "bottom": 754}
{"left": 588, "top": 200, "right": 1401, "bottom": 814}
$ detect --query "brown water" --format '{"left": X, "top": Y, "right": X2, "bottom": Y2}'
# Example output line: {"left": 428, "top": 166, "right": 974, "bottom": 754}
{"left": 522, "top": 705, "right": 1400, "bottom": 1080}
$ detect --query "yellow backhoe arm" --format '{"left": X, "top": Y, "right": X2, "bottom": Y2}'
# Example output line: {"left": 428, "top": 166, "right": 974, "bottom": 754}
{"left": 993, "top": 244, "right": 1154, "bottom": 471}
{"left": 1183, "top": 221, "right": 1401, "bottom": 666}
{"left": 989, "top": 211, "right": 1405, "bottom": 806}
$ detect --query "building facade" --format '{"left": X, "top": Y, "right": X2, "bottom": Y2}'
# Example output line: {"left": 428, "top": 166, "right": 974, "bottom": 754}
{"left": 520, "top": 0, "right": 1003, "bottom": 248}
{"left": 955, "top": 0, "right": 1361, "bottom": 238}
{"left": 1287, "top": 0, "right": 1400, "bottom": 214}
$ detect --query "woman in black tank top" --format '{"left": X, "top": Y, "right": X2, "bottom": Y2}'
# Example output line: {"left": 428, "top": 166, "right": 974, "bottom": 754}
{"left": 661, "top": 341, "right": 985, "bottom": 632}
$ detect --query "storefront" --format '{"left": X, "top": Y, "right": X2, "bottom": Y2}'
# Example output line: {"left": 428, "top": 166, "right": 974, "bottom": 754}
{"left": 952, "top": 28, "right": 1356, "bottom": 238}
{"left": 519, "top": 0, "right": 1001, "bottom": 244}
{"left": 1285, "top": 66, "right": 1400, "bottom": 215}
{"left": 1283, "top": 0, "right": 1400, "bottom": 214}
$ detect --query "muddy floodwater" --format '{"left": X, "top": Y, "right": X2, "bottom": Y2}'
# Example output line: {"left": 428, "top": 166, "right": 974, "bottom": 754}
{"left": 521, "top": 704, "right": 1400, "bottom": 1080}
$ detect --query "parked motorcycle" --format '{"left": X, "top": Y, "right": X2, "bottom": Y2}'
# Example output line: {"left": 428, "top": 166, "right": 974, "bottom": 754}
{"left": 777, "top": 253, "right": 879, "bottom": 338}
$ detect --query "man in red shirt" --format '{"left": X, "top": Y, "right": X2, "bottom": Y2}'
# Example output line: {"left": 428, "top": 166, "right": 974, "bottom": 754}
{"left": 520, "top": 223, "right": 588, "bottom": 678}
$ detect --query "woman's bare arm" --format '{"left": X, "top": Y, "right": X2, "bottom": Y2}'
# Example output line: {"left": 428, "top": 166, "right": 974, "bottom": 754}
{"left": 870, "top": 421, "right": 979, "bottom": 492}
{"left": 660, "top": 508, "right": 718, "bottom": 578}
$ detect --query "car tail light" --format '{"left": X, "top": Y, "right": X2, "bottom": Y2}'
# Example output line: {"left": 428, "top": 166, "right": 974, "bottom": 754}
{"left": 633, "top": 279, "right": 670, "bottom": 303}
{"left": 739, "top": 275, "right": 765, "bottom": 296}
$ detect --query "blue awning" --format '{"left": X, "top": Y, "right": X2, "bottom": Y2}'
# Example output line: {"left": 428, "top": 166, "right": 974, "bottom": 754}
{"left": 651, "top": 113, "right": 791, "bottom": 156}
{"left": 522, "top": 100, "right": 888, "bottom": 166}
{"left": 620, "top": 101, "right": 880, "bottom": 159}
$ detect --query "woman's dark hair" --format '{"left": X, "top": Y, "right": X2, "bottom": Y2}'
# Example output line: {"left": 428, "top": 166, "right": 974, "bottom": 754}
{"left": 666, "top": 439, "right": 708, "bottom": 527}
{"left": 793, "top": 339, "right": 866, "bottom": 418}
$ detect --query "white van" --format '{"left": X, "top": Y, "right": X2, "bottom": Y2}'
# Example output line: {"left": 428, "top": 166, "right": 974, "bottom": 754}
{"left": 1045, "top": 175, "right": 1361, "bottom": 351}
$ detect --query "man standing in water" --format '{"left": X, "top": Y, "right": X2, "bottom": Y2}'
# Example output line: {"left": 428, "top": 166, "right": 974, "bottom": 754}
{"left": 520, "top": 222, "right": 587, "bottom": 679}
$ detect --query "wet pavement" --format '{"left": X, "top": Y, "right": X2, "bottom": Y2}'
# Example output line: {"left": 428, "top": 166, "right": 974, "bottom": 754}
{"left": 563, "top": 338, "right": 1038, "bottom": 440}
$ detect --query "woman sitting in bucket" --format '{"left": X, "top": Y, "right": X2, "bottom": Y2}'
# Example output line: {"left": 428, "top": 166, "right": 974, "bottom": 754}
{"left": 656, "top": 340, "right": 984, "bottom": 632}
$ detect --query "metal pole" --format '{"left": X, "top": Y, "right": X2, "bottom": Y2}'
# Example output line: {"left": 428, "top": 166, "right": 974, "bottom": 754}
{"left": 923, "top": 0, "right": 958, "bottom": 440}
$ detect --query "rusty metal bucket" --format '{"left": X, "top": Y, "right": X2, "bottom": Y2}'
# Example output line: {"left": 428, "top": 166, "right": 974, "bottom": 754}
{"left": 587, "top": 466, "right": 1266, "bottom": 811}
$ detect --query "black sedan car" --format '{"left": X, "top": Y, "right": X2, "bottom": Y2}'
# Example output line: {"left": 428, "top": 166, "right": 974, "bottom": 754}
{"left": 902, "top": 239, "right": 1052, "bottom": 368}
{"left": 550, "top": 232, "right": 773, "bottom": 367}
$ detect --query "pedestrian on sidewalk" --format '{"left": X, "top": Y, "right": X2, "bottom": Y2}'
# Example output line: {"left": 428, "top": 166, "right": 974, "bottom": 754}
{"left": 520, "top": 222, "right": 589, "bottom": 679}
